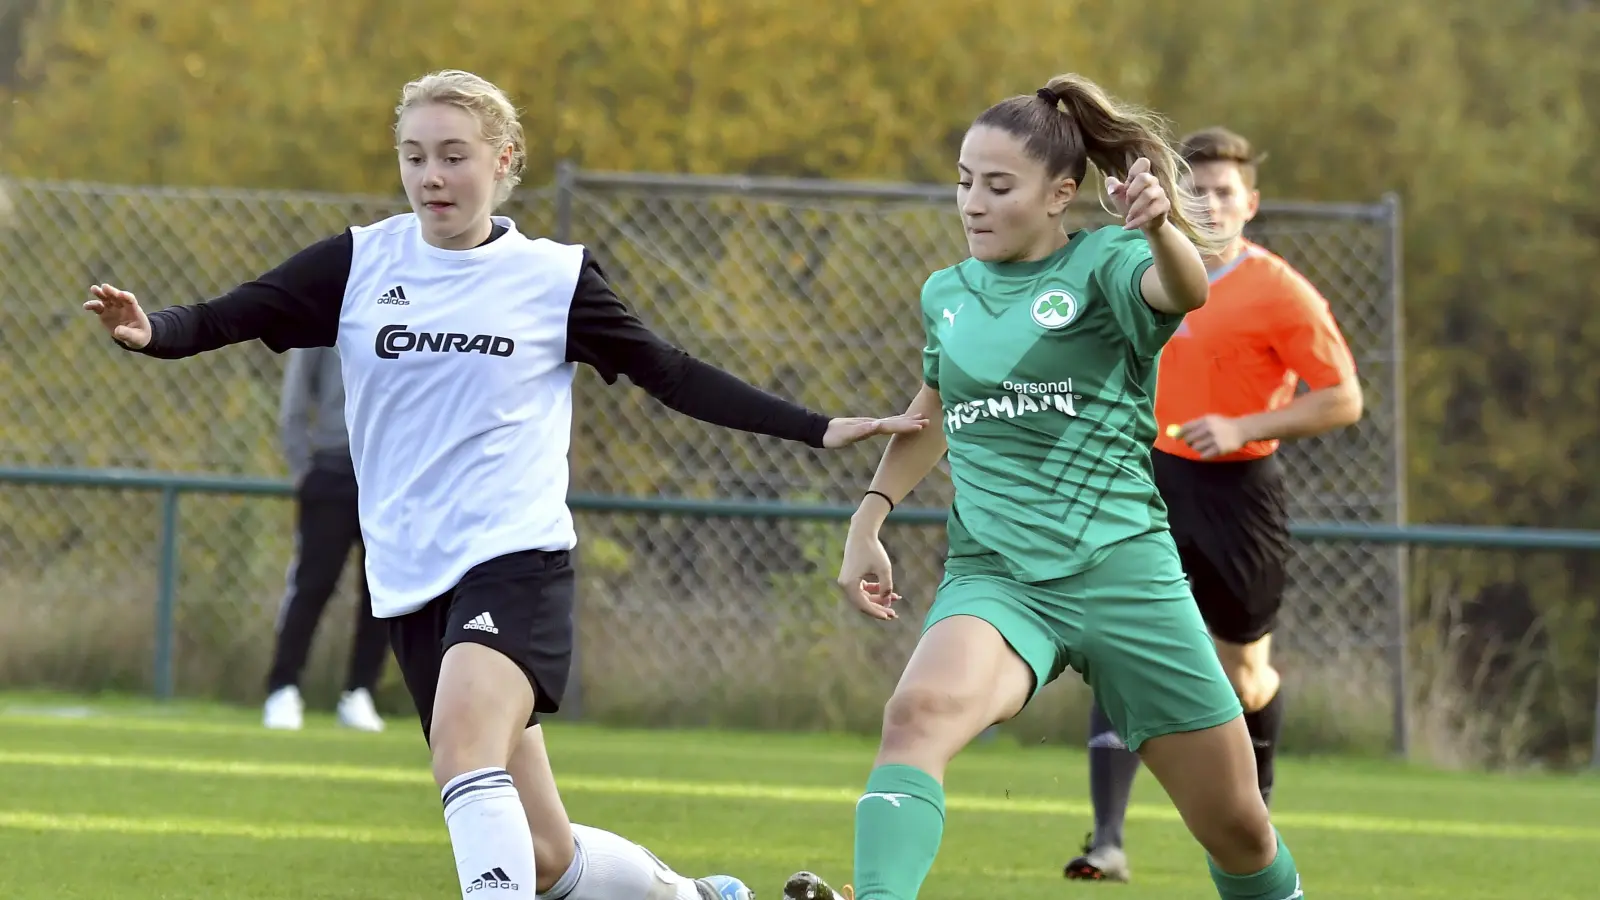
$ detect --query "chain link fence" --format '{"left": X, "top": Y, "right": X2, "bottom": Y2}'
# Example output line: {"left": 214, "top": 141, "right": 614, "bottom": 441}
{"left": 553, "top": 169, "right": 1406, "bottom": 744}
{"left": 0, "top": 170, "right": 1406, "bottom": 752}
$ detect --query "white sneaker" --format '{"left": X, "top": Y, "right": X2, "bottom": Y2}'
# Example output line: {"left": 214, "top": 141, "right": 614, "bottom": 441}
{"left": 336, "top": 688, "right": 385, "bottom": 732}
{"left": 263, "top": 686, "right": 304, "bottom": 731}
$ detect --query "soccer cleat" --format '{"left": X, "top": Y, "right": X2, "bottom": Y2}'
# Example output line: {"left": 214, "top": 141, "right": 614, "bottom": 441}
{"left": 783, "top": 871, "right": 852, "bottom": 900}
{"left": 696, "top": 875, "right": 755, "bottom": 900}
{"left": 1063, "top": 833, "right": 1131, "bottom": 883}
{"left": 263, "top": 685, "right": 304, "bottom": 731}
{"left": 336, "top": 688, "right": 386, "bottom": 732}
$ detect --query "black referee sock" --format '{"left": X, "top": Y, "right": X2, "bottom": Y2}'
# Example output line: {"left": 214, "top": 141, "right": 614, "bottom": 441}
{"left": 1086, "top": 701, "right": 1140, "bottom": 849}
{"left": 1243, "top": 689, "right": 1285, "bottom": 807}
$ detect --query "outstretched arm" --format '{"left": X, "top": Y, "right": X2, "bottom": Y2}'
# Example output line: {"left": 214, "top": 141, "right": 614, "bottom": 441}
{"left": 87, "top": 232, "right": 351, "bottom": 358}
{"left": 564, "top": 252, "right": 923, "bottom": 448}
{"left": 850, "top": 384, "right": 948, "bottom": 529}
{"left": 837, "top": 384, "right": 947, "bottom": 620}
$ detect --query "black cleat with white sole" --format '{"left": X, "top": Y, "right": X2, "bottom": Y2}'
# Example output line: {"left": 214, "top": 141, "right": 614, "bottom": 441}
{"left": 1063, "top": 833, "right": 1131, "bottom": 883}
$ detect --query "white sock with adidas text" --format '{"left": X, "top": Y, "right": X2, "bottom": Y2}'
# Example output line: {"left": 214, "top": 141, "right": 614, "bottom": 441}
{"left": 442, "top": 767, "right": 536, "bottom": 899}
{"left": 547, "top": 824, "right": 701, "bottom": 900}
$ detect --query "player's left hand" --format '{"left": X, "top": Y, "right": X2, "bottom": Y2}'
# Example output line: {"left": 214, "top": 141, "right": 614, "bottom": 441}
{"left": 1174, "top": 415, "right": 1248, "bottom": 459}
{"left": 1106, "top": 157, "right": 1170, "bottom": 233}
{"left": 822, "top": 413, "right": 928, "bottom": 449}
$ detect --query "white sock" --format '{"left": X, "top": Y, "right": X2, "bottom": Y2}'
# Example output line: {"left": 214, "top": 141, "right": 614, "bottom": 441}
{"left": 540, "top": 823, "right": 700, "bottom": 900}
{"left": 442, "top": 767, "right": 537, "bottom": 898}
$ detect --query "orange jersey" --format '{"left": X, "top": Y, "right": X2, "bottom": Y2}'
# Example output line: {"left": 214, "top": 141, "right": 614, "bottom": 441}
{"left": 1153, "top": 241, "right": 1357, "bottom": 462}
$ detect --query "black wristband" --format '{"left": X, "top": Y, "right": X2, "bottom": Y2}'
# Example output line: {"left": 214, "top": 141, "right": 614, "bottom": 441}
{"left": 863, "top": 489, "right": 895, "bottom": 511}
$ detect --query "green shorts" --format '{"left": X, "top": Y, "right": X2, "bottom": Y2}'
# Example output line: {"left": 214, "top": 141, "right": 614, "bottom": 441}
{"left": 925, "top": 532, "right": 1243, "bottom": 751}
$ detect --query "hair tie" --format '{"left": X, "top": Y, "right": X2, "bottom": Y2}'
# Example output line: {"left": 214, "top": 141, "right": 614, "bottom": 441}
{"left": 1036, "top": 87, "right": 1059, "bottom": 105}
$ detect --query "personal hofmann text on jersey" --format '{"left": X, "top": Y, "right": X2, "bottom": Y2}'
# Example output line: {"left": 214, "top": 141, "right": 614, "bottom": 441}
{"left": 944, "top": 380, "right": 1080, "bottom": 432}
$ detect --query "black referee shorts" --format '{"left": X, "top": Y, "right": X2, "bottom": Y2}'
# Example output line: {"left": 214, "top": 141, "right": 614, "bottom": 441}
{"left": 386, "top": 548, "right": 576, "bottom": 743}
{"left": 1153, "top": 448, "right": 1292, "bottom": 646}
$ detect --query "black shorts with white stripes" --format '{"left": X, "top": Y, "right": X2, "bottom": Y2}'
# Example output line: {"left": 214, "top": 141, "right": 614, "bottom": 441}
{"left": 387, "top": 548, "right": 576, "bottom": 742}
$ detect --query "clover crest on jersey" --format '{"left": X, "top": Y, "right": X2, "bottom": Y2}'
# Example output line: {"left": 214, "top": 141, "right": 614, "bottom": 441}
{"left": 1030, "top": 288, "right": 1079, "bottom": 330}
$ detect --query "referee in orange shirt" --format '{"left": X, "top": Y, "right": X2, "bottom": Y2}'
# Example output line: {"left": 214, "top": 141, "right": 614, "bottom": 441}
{"left": 1064, "top": 127, "right": 1365, "bottom": 884}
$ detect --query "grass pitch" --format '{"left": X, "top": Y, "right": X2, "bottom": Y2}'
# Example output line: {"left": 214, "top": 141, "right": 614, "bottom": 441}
{"left": 0, "top": 691, "right": 1595, "bottom": 898}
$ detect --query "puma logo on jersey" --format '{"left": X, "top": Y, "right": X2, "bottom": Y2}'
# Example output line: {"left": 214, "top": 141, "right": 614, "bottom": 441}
{"left": 942, "top": 304, "right": 964, "bottom": 326}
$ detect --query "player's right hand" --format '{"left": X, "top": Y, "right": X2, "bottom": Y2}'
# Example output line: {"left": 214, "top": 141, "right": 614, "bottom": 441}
{"left": 84, "top": 283, "right": 152, "bottom": 349}
{"left": 1106, "top": 157, "right": 1170, "bottom": 233}
{"left": 837, "top": 527, "right": 899, "bottom": 620}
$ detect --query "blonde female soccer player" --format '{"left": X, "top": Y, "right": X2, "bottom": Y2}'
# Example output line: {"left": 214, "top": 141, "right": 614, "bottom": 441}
{"left": 84, "top": 69, "right": 925, "bottom": 900}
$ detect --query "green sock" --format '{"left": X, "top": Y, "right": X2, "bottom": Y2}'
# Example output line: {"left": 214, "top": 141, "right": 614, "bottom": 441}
{"left": 852, "top": 764, "right": 945, "bottom": 900}
{"left": 1209, "top": 830, "right": 1303, "bottom": 900}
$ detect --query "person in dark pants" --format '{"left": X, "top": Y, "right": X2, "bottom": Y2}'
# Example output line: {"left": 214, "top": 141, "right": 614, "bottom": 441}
{"left": 264, "top": 345, "right": 389, "bottom": 731}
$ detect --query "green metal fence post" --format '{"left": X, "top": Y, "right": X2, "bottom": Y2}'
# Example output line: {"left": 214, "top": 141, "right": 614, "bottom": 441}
{"left": 1383, "top": 189, "right": 1410, "bottom": 760}
{"left": 154, "top": 486, "right": 180, "bottom": 701}
{"left": 1592, "top": 657, "right": 1600, "bottom": 769}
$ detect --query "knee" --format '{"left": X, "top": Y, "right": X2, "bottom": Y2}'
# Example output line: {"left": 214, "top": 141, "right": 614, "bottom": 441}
{"left": 429, "top": 739, "right": 470, "bottom": 789}
{"left": 1221, "top": 658, "right": 1279, "bottom": 713}
{"left": 428, "top": 711, "right": 511, "bottom": 787}
{"left": 880, "top": 683, "right": 982, "bottom": 751}
{"left": 1191, "top": 795, "right": 1277, "bottom": 873}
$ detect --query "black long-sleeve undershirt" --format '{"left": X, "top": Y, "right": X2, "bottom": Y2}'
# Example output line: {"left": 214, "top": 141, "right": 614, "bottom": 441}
{"left": 563, "top": 256, "right": 831, "bottom": 447}
{"left": 128, "top": 229, "right": 831, "bottom": 448}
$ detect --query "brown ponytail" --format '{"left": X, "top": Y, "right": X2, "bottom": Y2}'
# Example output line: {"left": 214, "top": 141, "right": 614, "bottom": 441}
{"left": 974, "top": 74, "right": 1227, "bottom": 256}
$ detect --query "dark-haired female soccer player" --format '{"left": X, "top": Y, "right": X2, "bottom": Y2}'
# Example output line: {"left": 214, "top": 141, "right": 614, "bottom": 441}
{"left": 787, "top": 77, "right": 1305, "bottom": 900}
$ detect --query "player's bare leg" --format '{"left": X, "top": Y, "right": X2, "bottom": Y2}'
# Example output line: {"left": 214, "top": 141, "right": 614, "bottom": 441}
{"left": 1214, "top": 633, "right": 1279, "bottom": 712}
{"left": 506, "top": 724, "right": 577, "bottom": 885}
{"left": 430, "top": 643, "right": 541, "bottom": 898}
{"left": 1137, "top": 717, "right": 1302, "bottom": 899}
{"left": 1213, "top": 633, "right": 1284, "bottom": 805}
{"left": 1068, "top": 628, "right": 1284, "bottom": 884}
{"left": 785, "top": 615, "right": 1034, "bottom": 900}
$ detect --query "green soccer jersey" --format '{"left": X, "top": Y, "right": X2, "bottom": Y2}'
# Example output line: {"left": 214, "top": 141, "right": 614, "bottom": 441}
{"left": 921, "top": 226, "right": 1185, "bottom": 583}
